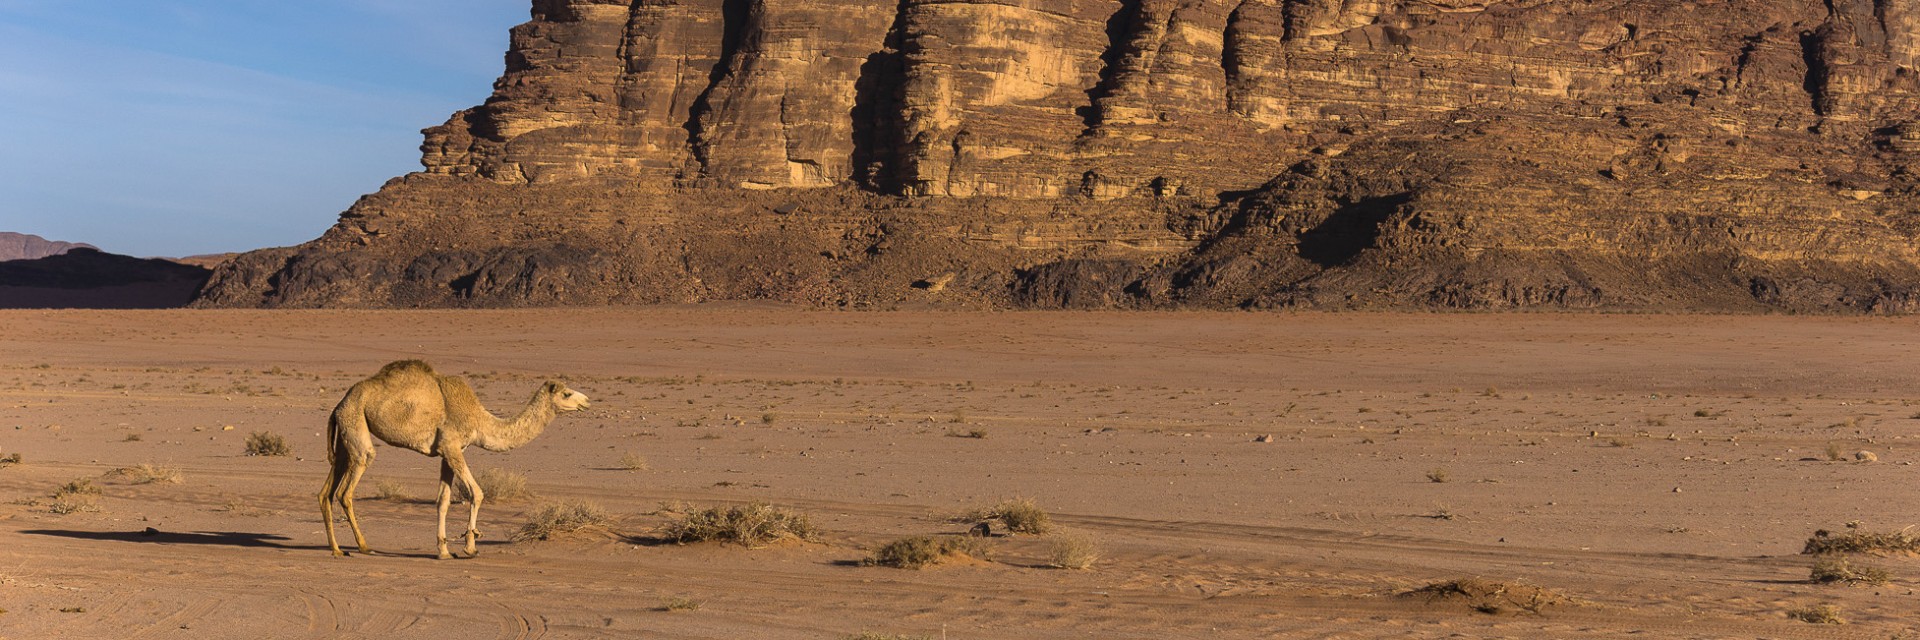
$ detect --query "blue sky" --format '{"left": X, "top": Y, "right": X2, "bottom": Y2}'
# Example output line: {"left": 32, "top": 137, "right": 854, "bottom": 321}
{"left": 0, "top": 1, "right": 529, "bottom": 257}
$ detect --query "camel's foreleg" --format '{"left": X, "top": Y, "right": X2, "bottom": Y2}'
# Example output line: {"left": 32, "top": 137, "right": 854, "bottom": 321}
{"left": 435, "top": 459, "right": 455, "bottom": 560}
{"left": 446, "top": 450, "right": 484, "bottom": 557}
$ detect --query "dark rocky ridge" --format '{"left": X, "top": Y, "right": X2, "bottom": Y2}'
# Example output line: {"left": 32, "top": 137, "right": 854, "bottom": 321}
{"left": 1, "top": 248, "right": 213, "bottom": 309}
{"left": 199, "top": 0, "right": 1920, "bottom": 311}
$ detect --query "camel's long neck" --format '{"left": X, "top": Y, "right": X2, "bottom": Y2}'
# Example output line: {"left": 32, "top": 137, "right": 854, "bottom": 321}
{"left": 477, "top": 388, "right": 556, "bottom": 452}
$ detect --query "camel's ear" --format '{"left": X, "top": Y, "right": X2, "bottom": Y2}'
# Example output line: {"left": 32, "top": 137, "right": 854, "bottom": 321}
{"left": 543, "top": 381, "right": 562, "bottom": 394}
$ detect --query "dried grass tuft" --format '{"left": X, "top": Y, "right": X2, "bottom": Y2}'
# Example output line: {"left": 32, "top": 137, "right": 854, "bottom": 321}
{"left": 1405, "top": 579, "right": 1567, "bottom": 615}
{"left": 111, "top": 463, "right": 182, "bottom": 485}
{"left": 512, "top": 500, "right": 613, "bottom": 541}
{"left": 1803, "top": 527, "right": 1920, "bottom": 555}
{"left": 662, "top": 502, "right": 817, "bottom": 547}
{"left": 244, "top": 431, "right": 291, "bottom": 457}
{"left": 1809, "top": 556, "right": 1891, "bottom": 586}
{"left": 954, "top": 498, "right": 1052, "bottom": 535}
{"left": 863, "top": 535, "right": 992, "bottom": 569}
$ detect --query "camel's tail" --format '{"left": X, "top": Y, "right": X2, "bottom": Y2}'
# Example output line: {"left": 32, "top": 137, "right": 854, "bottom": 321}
{"left": 324, "top": 393, "right": 354, "bottom": 467}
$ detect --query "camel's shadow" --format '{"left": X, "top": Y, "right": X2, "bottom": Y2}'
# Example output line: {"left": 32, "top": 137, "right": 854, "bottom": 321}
{"left": 20, "top": 528, "right": 321, "bottom": 549}
{"left": 19, "top": 528, "right": 505, "bottom": 559}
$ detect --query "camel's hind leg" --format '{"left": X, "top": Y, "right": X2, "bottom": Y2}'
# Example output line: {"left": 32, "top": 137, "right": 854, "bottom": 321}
{"left": 319, "top": 453, "right": 350, "bottom": 556}
{"left": 444, "top": 450, "right": 484, "bottom": 557}
{"left": 435, "top": 459, "right": 455, "bottom": 560}
{"left": 338, "top": 449, "right": 373, "bottom": 553}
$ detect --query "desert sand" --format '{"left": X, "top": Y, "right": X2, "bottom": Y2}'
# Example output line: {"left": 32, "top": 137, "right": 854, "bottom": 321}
{"left": 1, "top": 308, "right": 1917, "bottom": 638}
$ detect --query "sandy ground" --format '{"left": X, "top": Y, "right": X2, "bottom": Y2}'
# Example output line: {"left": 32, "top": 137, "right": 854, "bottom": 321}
{"left": 2, "top": 307, "right": 1918, "bottom": 639}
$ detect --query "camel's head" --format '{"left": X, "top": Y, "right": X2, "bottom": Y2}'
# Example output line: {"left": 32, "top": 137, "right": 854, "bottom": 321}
{"left": 544, "top": 381, "right": 591, "bottom": 412}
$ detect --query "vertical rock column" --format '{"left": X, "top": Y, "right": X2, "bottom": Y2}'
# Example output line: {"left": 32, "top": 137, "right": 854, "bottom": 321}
{"left": 1083, "top": 0, "right": 1236, "bottom": 132}
{"left": 688, "top": 0, "right": 899, "bottom": 189}
{"left": 888, "top": 0, "right": 1120, "bottom": 197}
{"left": 616, "top": 0, "right": 733, "bottom": 179}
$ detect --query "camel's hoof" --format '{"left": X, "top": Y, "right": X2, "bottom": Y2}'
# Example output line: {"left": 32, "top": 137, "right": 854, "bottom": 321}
{"left": 436, "top": 551, "right": 453, "bottom": 560}
{"left": 331, "top": 550, "right": 346, "bottom": 557}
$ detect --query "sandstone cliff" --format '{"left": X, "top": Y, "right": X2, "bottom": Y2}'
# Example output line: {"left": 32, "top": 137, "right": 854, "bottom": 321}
{"left": 201, "top": 0, "right": 1920, "bottom": 311}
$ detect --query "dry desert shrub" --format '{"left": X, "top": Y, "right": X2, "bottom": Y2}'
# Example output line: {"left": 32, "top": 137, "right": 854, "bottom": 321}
{"left": 955, "top": 498, "right": 1052, "bottom": 535}
{"left": 1802, "top": 527, "right": 1920, "bottom": 555}
{"left": 1047, "top": 533, "right": 1099, "bottom": 570}
{"left": 0, "top": 452, "right": 20, "bottom": 466}
{"left": 662, "top": 502, "right": 817, "bottom": 547}
{"left": 1787, "top": 603, "right": 1844, "bottom": 624}
{"left": 475, "top": 468, "right": 532, "bottom": 501}
{"left": 845, "top": 634, "right": 933, "bottom": 640}
{"left": 373, "top": 479, "right": 412, "bottom": 502}
{"left": 1425, "top": 468, "right": 1451, "bottom": 483}
{"left": 217, "top": 498, "right": 283, "bottom": 517}
{"left": 863, "top": 535, "right": 992, "bottom": 569}
{"left": 945, "top": 428, "right": 988, "bottom": 439}
{"left": 48, "top": 477, "right": 100, "bottom": 514}
{"left": 1808, "top": 556, "right": 1891, "bottom": 585}
{"left": 56, "top": 478, "right": 99, "bottom": 497}
{"left": 660, "top": 596, "right": 702, "bottom": 612}
{"left": 244, "top": 431, "right": 291, "bottom": 457}
{"left": 617, "top": 452, "right": 649, "bottom": 471}
{"left": 512, "top": 500, "right": 613, "bottom": 541}
{"left": 1405, "top": 578, "right": 1567, "bottom": 615}
{"left": 48, "top": 494, "right": 99, "bottom": 514}
{"left": 111, "top": 463, "right": 182, "bottom": 485}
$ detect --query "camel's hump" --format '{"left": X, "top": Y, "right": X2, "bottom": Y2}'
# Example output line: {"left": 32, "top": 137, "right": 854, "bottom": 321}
{"left": 376, "top": 359, "right": 435, "bottom": 376}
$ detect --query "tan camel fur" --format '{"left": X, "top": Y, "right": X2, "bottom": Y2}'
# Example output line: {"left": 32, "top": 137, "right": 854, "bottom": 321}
{"left": 319, "top": 360, "right": 590, "bottom": 559}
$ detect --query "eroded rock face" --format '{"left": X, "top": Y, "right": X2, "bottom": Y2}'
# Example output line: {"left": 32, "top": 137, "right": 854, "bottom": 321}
{"left": 204, "top": 0, "right": 1920, "bottom": 311}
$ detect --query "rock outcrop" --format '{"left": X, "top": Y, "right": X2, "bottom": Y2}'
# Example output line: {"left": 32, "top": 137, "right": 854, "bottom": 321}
{"left": 201, "top": 0, "right": 1920, "bottom": 311}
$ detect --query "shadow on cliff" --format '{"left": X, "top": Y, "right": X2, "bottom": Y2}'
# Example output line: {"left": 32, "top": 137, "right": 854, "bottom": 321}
{"left": 0, "top": 248, "right": 212, "bottom": 309}
{"left": 1297, "top": 193, "right": 1413, "bottom": 267}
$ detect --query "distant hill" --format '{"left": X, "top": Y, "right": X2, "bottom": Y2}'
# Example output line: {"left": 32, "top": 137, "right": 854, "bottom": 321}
{"left": 0, "top": 232, "right": 95, "bottom": 261}
{"left": 0, "top": 247, "right": 212, "bottom": 309}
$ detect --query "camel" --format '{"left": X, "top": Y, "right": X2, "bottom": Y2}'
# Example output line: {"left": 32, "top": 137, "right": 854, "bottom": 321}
{"left": 319, "top": 360, "right": 590, "bottom": 559}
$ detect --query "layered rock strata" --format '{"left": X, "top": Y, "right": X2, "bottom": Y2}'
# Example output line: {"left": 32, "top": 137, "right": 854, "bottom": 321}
{"left": 203, "top": 0, "right": 1920, "bottom": 311}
